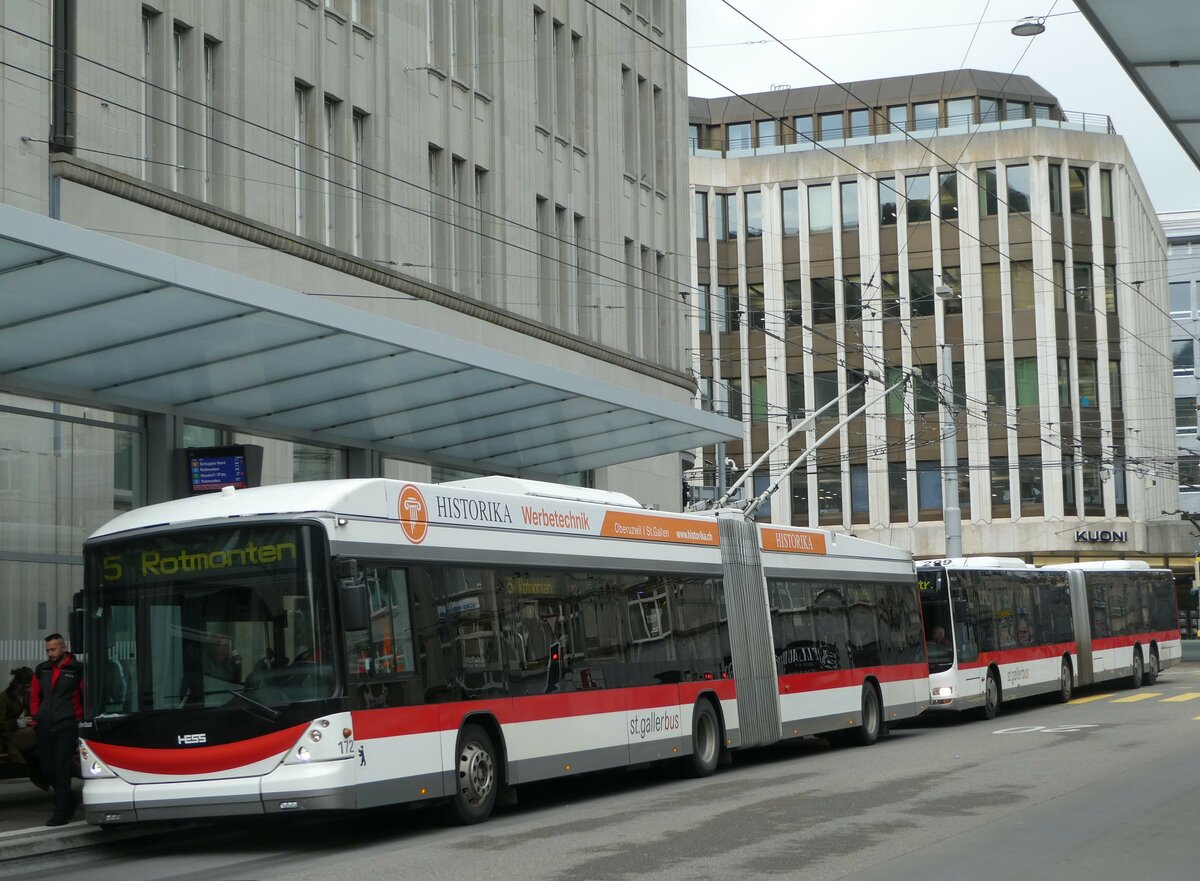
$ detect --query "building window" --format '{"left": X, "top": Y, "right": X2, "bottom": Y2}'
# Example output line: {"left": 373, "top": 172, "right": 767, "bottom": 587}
{"left": 914, "top": 364, "right": 939, "bottom": 413}
{"left": 1006, "top": 165, "right": 1031, "bottom": 213}
{"left": 784, "top": 280, "right": 803, "bottom": 326}
{"left": 1109, "top": 360, "right": 1122, "bottom": 409}
{"left": 850, "top": 465, "right": 869, "bottom": 519}
{"left": 173, "top": 22, "right": 187, "bottom": 191}
{"left": 1048, "top": 164, "right": 1062, "bottom": 214}
{"left": 1053, "top": 260, "right": 1067, "bottom": 310}
{"left": 323, "top": 98, "right": 339, "bottom": 247}
{"left": 142, "top": 10, "right": 158, "bottom": 178}
{"left": 1069, "top": 166, "right": 1089, "bottom": 216}
{"left": 844, "top": 276, "right": 863, "bottom": 321}
{"left": 1078, "top": 359, "right": 1099, "bottom": 408}
{"left": 1035, "top": 103, "right": 1054, "bottom": 120}
{"left": 781, "top": 186, "right": 799, "bottom": 235}
{"left": 1170, "top": 280, "right": 1192, "bottom": 316}
{"left": 986, "top": 359, "right": 1006, "bottom": 407}
{"left": 352, "top": 111, "right": 367, "bottom": 257}
{"left": 746, "top": 283, "right": 765, "bottom": 330}
{"left": 1181, "top": 456, "right": 1200, "bottom": 494}
{"left": 791, "top": 471, "right": 809, "bottom": 523}
{"left": 946, "top": 97, "right": 972, "bottom": 126}
{"left": 881, "top": 271, "right": 901, "bottom": 318}
{"left": 978, "top": 167, "right": 998, "bottom": 216}
{"left": 1100, "top": 168, "right": 1113, "bottom": 219}
{"left": 750, "top": 376, "right": 768, "bottom": 423}
{"left": 813, "top": 372, "right": 838, "bottom": 410}
{"left": 913, "top": 101, "right": 939, "bottom": 131}
{"left": 885, "top": 366, "right": 905, "bottom": 416}
{"left": 1104, "top": 265, "right": 1117, "bottom": 314}
{"left": 879, "top": 178, "right": 897, "bottom": 225}
{"left": 837, "top": 181, "right": 859, "bottom": 231}
{"left": 787, "top": 372, "right": 805, "bottom": 417}
{"left": 991, "top": 457, "right": 1010, "bottom": 518}
{"left": 1006, "top": 100, "right": 1028, "bottom": 120}
{"left": 793, "top": 115, "right": 813, "bottom": 144}
{"left": 889, "top": 461, "right": 908, "bottom": 521}
{"left": 621, "top": 66, "right": 635, "bottom": 174}
{"left": 724, "top": 378, "right": 742, "bottom": 420}
{"left": 1062, "top": 455, "right": 1077, "bottom": 514}
{"left": 1171, "top": 340, "right": 1190, "bottom": 376}
{"left": 1073, "top": 263, "right": 1094, "bottom": 314}
{"left": 906, "top": 174, "right": 931, "bottom": 223}
{"left": 909, "top": 268, "right": 935, "bottom": 318}
{"left": 811, "top": 278, "right": 836, "bottom": 325}
{"left": 887, "top": 105, "right": 907, "bottom": 132}
{"left": 294, "top": 83, "right": 310, "bottom": 234}
{"left": 1058, "top": 357, "right": 1071, "bottom": 408}
{"left": 727, "top": 121, "right": 751, "bottom": 150}
{"left": 1082, "top": 461, "right": 1104, "bottom": 514}
{"left": 808, "top": 184, "right": 832, "bottom": 234}
{"left": 917, "top": 461, "right": 942, "bottom": 513}
{"left": 1019, "top": 457, "right": 1043, "bottom": 513}
{"left": 694, "top": 190, "right": 708, "bottom": 239}
{"left": 937, "top": 171, "right": 958, "bottom": 221}
{"left": 202, "top": 38, "right": 217, "bottom": 200}
{"left": 720, "top": 286, "right": 739, "bottom": 333}
{"left": 1011, "top": 260, "right": 1035, "bottom": 310}
{"left": 716, "top": 193, "right": 737, "bottom": 240}
{"left": 818, "top": 112, "right": 843, "bottom": 141}
{"left": 1176, "top": 396, "right": 1197, "bottom": 433}
{"left": 848, "top": 108, "right": 869, "bottom": 137}
{"left": 979, "top": 97, "right": 999, "bottom": 123}
{"left": 757, "top": 119, "right": 777, "bottom": 147}
{"left": 745, "top": 191, "right": 762, "bottom": 237}
{"left": 1015, "top": 357, "right": 1039, "bottom": 407}
{"left": 817, "top": 466, "right": 842, "bottom": 523}
{"left": 941, "top": 266, "right": 962, "bottom": 315}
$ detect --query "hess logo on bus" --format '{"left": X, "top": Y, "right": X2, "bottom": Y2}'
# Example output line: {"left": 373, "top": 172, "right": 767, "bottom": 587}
{"left": 398, "top": 485, "right": 429, "bottom": 544}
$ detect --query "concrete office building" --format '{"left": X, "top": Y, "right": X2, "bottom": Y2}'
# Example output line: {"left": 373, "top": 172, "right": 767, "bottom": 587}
{"left": 0, "top": 0, "right": 737, "bottom": 655}
{"left": 1165, "top": 211, "right": 1200, "bottom": 511}
{"left": 687, "top": 71, "right": 1194, "bottom": 575}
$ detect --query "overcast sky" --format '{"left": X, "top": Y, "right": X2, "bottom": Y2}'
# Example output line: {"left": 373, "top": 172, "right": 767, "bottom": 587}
{"left": 686, "top": 0, "right": 1200, "bottom": 214}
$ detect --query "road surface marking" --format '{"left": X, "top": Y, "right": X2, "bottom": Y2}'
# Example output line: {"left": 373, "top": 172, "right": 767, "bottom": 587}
{"left": 1069, "top": 693, "right": 1114, "bottom": 704}
{"left": 1162, "top": 692, "right": 1200, "bottom": 702}
{"left": 1110, "top": 692, "right": 1162, "bottom": 703}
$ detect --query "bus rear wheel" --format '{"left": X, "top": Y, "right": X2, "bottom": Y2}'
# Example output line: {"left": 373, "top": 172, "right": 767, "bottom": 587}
{"left": 445, "top": 723, "right": 498, "bottom": 825}
{"left": 1145, "top": 650, "right": 1159, "bottom": 686}
{"left": 1055, "top": 659, "right": 1073, "bottom": 704}
{"left": 853, "top": 684, "right": 881, "bottom": 746}
{"left": 687, "top": 700, "right": 721, "bottom": 777}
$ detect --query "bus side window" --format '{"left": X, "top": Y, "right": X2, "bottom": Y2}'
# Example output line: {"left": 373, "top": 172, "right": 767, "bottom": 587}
{"left": 950, "top": 585, "right": 979, "bottom": 663}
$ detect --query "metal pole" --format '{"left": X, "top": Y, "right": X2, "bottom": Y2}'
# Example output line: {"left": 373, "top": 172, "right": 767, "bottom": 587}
{"left": 940, "top": 342, "right": 962, "bottom": 558}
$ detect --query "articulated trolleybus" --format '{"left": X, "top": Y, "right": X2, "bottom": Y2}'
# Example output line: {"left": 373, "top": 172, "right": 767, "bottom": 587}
{"left": 918, "top": 558, "right": 1181, "bottom": 718}
{"left": 78, "top": 477, "right": 928, "bottom": 826}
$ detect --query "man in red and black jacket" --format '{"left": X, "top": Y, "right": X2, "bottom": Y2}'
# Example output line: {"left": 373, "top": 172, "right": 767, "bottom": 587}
{"left": 30, "top": 633, "right": 84, "bottom": 826}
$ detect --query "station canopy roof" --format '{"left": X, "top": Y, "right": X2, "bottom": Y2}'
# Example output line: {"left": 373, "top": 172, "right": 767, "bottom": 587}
{"left": 0, "top": 204, "right": 739, "bottom": 476}
{"left": 1076, "top": 0, "right": 1200, "bottom": 172}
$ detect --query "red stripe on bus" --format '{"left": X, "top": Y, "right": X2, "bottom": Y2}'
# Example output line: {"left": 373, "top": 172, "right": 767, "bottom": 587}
{"left": 352, "top": 680, "right": 740, "bottom": 741}
{"left": 778, "top": 663, "right": 927, "bottom": 694}
{"left": 957, "top": 642, "right": 1078, "bottom": 670}
{"left": 1092, "top": 630, "right": 1180, "bottom": 651}
{"left": 85, "top": 724, "right": 307, "bottom": 775}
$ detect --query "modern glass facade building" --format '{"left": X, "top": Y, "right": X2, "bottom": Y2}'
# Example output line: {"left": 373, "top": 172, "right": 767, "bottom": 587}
{"left": 687, "top": 71, "right": 1192, "bottom": 571}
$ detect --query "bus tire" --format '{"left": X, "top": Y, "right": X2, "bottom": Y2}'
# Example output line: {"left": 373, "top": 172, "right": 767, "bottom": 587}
{"left": 853, "top": 684, "right": 881, "bottom": 747}
{"left": 1145, "top": 649, "right": 1159, "bottom": 686}
{"left": 1128, "top": 648, "right": 1144, "bottom": 689}
{"left": 687, "top": 700, "right": 721, "bottom": 777}
{"left": 445, "top": 723, "right": 498, "bottom": 825}
{"left": 978, "top": 668, "right": 1001, "bottom": 720}
{"left": 1055, "top": 658, "right": 1073, "bottom": 704}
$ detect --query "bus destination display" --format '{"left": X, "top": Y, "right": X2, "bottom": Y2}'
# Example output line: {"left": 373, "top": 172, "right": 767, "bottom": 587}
{"left": 188, "top": 447, "right": 248, "bottom": 492}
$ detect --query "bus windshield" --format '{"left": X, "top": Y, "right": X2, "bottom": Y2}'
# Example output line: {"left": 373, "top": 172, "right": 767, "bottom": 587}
{"left": 83, "top": 524, "right": 335, "bottom": 716}
{"left": 918, "top": 570, "right": 955, "bottom": 673}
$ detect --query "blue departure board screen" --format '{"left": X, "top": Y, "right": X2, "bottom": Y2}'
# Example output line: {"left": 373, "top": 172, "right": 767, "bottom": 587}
{"left": 188, "top": 447, "right": 249, "bottom": 493}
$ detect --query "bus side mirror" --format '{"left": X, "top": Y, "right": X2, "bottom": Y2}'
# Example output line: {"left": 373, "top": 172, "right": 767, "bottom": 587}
{"left": 336, "top": 560, "right": 370, "bottom": 632}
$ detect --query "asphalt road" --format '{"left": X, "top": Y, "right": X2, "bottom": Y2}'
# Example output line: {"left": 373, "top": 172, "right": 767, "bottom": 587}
{"left": 4, "top": 664, "right": 1199, "bottom": 881}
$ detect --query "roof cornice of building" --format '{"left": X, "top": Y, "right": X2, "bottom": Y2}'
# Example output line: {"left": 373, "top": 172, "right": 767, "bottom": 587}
{"left": 689, "top": 69, "right": 1059, "bottom": 124}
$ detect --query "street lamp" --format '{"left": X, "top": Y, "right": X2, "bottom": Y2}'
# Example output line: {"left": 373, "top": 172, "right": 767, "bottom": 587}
{"left": 1011, "top": 16, "right": 1046, "bottom": 37}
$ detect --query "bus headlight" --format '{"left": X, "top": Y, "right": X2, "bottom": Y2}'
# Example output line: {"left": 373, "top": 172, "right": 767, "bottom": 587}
{"left": 296, "top": 746, "right": 311, "bottom": 762}
{"left": 932, "top": 686, "right": 954, "bottom": 697}
{"left": 78, "top": 743, "right": 116, "bottom": 779}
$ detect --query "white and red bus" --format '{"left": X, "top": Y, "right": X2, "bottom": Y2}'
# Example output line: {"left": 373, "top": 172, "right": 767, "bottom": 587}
{"left": 918, "top": 558, "right": 1181, "bottom": 718}
{"left": 77, "top": 476, "right": 927, "bottom": 826}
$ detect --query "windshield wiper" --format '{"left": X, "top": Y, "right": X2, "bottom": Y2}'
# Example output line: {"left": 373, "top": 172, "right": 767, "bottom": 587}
{"left": 168, "top": 687, "right": 282, "bottom": 721}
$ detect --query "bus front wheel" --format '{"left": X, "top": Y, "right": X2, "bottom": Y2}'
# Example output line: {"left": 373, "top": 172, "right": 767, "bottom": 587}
{"left": 979, "top": 669, "right": 1001, "bottom": 720}
{"left": 445, "top": 723, "right": 498, "bottom": 825}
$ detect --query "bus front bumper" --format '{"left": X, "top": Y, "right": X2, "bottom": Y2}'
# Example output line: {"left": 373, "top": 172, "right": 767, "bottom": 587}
{"left": 84, "top": 759, "right": 356, "bottom": 826}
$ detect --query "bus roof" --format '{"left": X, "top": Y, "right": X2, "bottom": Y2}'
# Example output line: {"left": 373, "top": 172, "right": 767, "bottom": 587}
{"left": 1040, "top": 560, "right": 1155, "bottom": 571}
{"left": 916, "top": 556, "right": 1030, "bottom": 570}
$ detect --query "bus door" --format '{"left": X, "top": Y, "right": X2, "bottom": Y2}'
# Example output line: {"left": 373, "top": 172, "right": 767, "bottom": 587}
{"left": 948, "top": 578, "right": 982, "bottom": 693}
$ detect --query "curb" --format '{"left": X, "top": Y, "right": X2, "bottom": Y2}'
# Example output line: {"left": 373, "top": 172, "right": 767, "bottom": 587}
{"left": 0, "top": 820, "right": 174, "bottom": 862}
